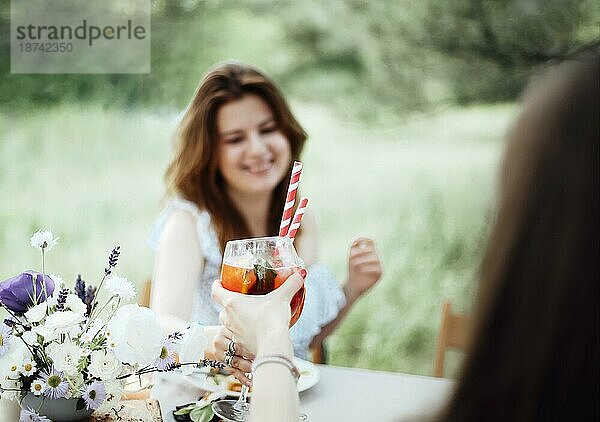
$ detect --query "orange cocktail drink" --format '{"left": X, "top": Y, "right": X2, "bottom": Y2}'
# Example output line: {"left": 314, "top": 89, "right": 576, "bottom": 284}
{"left": 221, "top": 236, "right": 305, "bottom": 326}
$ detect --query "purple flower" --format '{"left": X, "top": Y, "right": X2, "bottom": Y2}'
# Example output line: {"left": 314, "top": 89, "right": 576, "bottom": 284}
{"left": 20, "top": 407, "right": 52, "bottom": 422}
{"left": 82, "top": 380, "right": 106, "bottom": 410}
{"left": 155, "top": 340, "right": 176, "bottom": 370}
{"left": 39, "top": 366, "right": 68, "bottom": 400}
{"left": 0, "top": 271, "right": 55, "bottom": 313}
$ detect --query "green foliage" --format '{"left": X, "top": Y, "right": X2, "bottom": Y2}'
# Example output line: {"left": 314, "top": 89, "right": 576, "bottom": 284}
{"left": 0, "top": 0, "right": 596, "bottom": 115}
{"left": 419, "top": 0, "right": 599, "bottom": 102}
{"left": 77, "top": 354, "right": 90, "bottom": 372}
{"left": 173, "top": 401, "right": 214, "bottom": 422}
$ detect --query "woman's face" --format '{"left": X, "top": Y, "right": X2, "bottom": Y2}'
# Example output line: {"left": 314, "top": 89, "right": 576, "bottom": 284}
{"left": 216, "top": 94, "right": 291, "bottom": 197}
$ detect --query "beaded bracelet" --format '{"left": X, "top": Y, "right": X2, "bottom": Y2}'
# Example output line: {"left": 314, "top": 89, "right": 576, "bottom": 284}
{"left": 252, "top": 354, "right": 300, "bottom": 384}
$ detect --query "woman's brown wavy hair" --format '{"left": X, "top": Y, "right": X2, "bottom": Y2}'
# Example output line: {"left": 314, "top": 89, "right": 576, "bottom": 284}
{"left": 439, "top": 55, "right": 599, "bottom": 421}
{"left": 165, "top": 62, "right": 307, "bottom": 251}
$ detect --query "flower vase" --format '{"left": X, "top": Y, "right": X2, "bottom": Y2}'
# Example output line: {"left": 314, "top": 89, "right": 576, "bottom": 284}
{"left": 20, "top": 393, "right": 93, "bottom": 421}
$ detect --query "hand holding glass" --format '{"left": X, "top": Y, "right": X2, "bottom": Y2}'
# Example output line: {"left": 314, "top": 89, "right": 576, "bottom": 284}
{"left": 212, "top": 236, "right": 305, "bottom": 422}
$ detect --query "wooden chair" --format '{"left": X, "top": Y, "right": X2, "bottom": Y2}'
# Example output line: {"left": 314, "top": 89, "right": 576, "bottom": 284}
{"left": 139, "top": 279, "right": 152, "bottom": 308}
{"left": 139, "top": 279, "right": 326, "bottom": 364}
{"left": 433, "top": 299, "right": 472, "bottom": 378}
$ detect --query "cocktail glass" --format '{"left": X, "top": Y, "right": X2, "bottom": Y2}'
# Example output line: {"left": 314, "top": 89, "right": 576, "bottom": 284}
{"left": 212, "top": 236, "right": 305, "bottom": 422}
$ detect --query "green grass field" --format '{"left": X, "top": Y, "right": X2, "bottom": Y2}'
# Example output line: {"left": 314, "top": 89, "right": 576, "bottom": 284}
{"left": 0, "top": 103, "right": 517, "bottom": 376}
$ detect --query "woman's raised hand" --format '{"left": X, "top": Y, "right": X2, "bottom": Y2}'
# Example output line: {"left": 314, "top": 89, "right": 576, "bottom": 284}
{"left": 345, "top": 237, "right": 383, "bottom": 302}
{"left": 211, "top": 269, "right": 306, "bottom": 363}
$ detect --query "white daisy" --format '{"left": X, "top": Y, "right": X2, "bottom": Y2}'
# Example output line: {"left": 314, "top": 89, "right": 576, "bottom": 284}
{"left": 29, "top": 230, "right": 59, "bottom": 251}
{"left": 22, "top": 360, "right": 37, "bottom": 376}
{"left": 9, "top": 362, "right": 20, "bottom": 377}
{"left": 104, "top": 276, "right": 136, "bottom": 301}
{"left": 30, "top": 379, "right": 45, "bottom": 396}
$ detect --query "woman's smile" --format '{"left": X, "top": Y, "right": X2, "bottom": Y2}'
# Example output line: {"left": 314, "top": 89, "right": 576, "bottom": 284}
{"left": 217, "top": 94, "right": 291, "bottom": 195}
{"left": 243, "top": 160, "right": 274, "bottom": 176}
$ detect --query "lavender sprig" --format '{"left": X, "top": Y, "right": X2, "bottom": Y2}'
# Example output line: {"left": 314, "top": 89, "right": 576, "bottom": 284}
{"left": 167, "top": 331, "right": 184, "bottom": 341}
{"left": 197, "top": 359, "right": 226, "bottom": 370}
{"left": 55, "top": 288, "right": 69, "bottom": 311}
{"left": 74, "top": 274, "right": 86, "bottom": 302}
{"left": 85, "top": 245, "right": 121, "bottom": 327}
{"left": 116, "top": 360, "right": 225, "bottom": 380}
{"left": 3, "top": 318, "right": 16, "bottom": 328}
{"left": 104, "top": 246, "right": 121, "bottom": 276}
{"left": 84, "top": 285, "right": 96, "bottom": 316}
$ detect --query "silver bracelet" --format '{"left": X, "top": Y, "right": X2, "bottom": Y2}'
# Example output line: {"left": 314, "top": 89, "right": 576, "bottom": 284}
{"left": 252, "top": 354, "right": 300, "bottom": 384}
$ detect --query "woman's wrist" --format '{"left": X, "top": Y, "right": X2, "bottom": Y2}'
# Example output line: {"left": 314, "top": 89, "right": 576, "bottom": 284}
{"left": 343, "top": 282, "right": 359, "bottom": 304}
{"left": 256, "top": 326, "right": 293, "bottom": 359}
{"left": 255, "top": 308, "right": 291, "bottom": 340}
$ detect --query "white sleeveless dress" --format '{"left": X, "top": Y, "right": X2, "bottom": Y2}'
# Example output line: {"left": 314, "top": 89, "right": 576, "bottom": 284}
{"left": 148, "top": 198, "right": 346, "bottom": 359}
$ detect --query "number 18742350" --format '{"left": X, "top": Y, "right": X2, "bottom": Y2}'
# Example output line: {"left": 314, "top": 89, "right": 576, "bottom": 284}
{"left": 19, "top": 42, "right": 73, "bottom": 53}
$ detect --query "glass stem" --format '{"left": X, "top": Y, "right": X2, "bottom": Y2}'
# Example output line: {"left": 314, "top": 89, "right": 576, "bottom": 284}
{"left": 233, "top": 374, "right": 251, "bottom": 412}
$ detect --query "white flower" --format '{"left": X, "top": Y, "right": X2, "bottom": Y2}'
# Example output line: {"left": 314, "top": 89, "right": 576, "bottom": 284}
{"left": 48, "top": 273, "right": 64, "bottom": 289}
{"left": 29, "top": 229, "right": 59, "bottom": 251}
{"left": 80, "top": 318, "right": 104, "bottom": 343}
{"left": 0, "top": 378, "right": 21, "bottom": 400}
{"left": 0, "top": 339, "right": 30, "bottom": 382}
{"left": 22, "top": 359, "right": 37, "bottom": 376}
{"left": 65, "top": 294, "right": 87, "bottom": 317}
{"left": 24, "top": 302, "right": 48, "bottom": 323}
{"left": 107, "top": 304, "right": 163, "bottom": 366}
{"left": 105, "top": 275, "right": 136, "bottom": 301}
{"left": 31, "top": 325, "right": 57, "bottom": 343}
{"left": 43, "top": 310, "right": 84, "bottom": 334}
{"left": 88, "top": 350, "right": 122, "bottom": 380}
{"left": 94, "top": 379, "right": 123, "bottom": 415}
{"left": 30, "top": 379, "right": 45, "bottom": 396}
{"left": 178, "top": 323, "right": 208, "bottom": 376}
{"left": 0, "top": 324, "right": 11, "bottom": 357}
{"left": 8, "top": 362, "right": 20, "bottom": 377}
{"left": 21, "top": 330, "right": 38, "bottom": 346}
{"left": 47, "top": 341, "right": 84, "bottom": 376}
{"left": 0, "top": 340, "right": 31, "bottom": 400}
{"left": 65, "top": 372, "right": 85, "bottom": 399}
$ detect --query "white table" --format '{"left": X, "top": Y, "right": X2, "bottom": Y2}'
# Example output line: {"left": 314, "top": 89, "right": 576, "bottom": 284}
{"left": 153, "top": 364, "right": 454, "bottom": 421}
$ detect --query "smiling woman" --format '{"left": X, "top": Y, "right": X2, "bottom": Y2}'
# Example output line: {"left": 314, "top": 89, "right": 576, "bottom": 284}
{"left": 147, "top": 62, "right": 382, "bottom": 374}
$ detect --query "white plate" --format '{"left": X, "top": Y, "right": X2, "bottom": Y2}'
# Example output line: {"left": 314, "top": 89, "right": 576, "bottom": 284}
{"left": 189, "top": 357, "right": 319, "bottom": 397}
{"left": 295, "top": 357, "right": 320, "bottom": 393}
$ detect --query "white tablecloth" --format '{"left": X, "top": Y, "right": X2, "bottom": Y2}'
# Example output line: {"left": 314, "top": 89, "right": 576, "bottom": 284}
{"left": 154, "top": 364, "right": 454, "bottom": 422}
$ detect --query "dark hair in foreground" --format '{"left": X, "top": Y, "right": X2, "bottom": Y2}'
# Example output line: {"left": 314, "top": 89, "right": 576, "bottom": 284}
{"left": 440, "top": 55, "right": 599, "bottom": 421}
{"left": 165, "top": 62, "right": 307, "bottom": 250}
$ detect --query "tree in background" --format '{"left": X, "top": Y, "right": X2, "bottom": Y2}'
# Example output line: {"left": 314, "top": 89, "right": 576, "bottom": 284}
{"left": 0, "top": 0, "right": 597, "bottom": 114}
{"left": 270, "top": 0, "right": 598, "bottom": 113}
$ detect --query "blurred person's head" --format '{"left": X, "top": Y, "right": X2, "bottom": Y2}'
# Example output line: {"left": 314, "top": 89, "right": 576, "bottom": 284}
{"left": 166, "top": 62, "right": 307, "bottom": 249}
{"left": 441, "top": 54, "right": 599, "bottom": 421}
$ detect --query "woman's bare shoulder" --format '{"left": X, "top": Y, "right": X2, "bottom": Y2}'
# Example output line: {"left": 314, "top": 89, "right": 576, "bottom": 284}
{"left": 159, "top": 209, "right": 201, "bottom": 249}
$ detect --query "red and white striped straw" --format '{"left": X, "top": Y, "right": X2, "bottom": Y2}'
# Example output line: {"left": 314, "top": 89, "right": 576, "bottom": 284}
{"left": 287, "top": 197, "right": 309, "bottom": 240}
{"left": 279, "top": 161, "right": 303, "bottom": 237}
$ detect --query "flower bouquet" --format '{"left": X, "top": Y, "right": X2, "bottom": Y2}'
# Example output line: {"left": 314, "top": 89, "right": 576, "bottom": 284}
{"left": 0, "top": 230, "right": 222, "bottom": 421}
